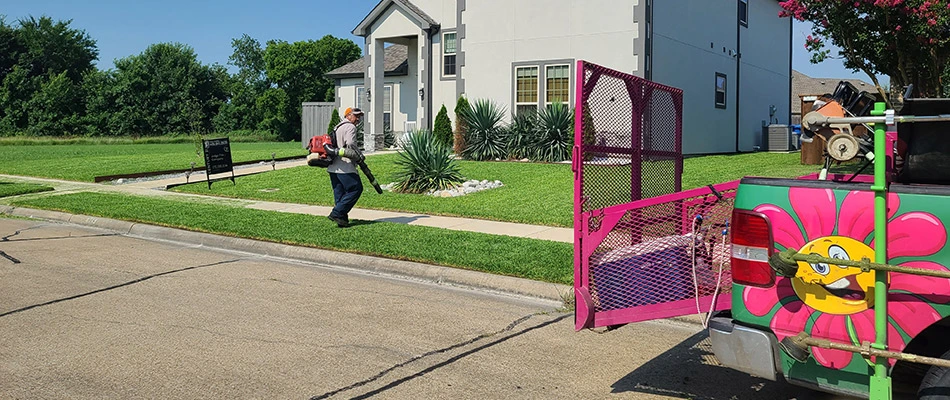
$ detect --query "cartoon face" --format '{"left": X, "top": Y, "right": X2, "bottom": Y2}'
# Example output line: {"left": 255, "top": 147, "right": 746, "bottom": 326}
{"left": 790, "top": 236, "right": 880, "bottom": 315}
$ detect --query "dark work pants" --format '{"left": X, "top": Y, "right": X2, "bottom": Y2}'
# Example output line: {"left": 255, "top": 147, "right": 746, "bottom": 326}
{"left": 329, "top": 172, "right": 363, "bottom": 220}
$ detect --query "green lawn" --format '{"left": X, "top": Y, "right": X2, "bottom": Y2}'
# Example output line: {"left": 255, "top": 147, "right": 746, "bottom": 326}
{"left": 10, "top": 192, "right": 574, "bottom": 285}
{"left": 0, "top": 182, "right": 53, "bottom": 198}
{"left": 172, "top": 151, "right": 842, "bottom": 228}
{"left": 0, "top": 142, "right": 305, "bottom": 182}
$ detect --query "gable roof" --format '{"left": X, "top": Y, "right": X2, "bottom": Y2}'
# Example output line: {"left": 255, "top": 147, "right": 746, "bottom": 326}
{"left": 792, "top": 70, "right": 875, "bottom": 114}
{"left": 353, "top": 0, "right": 439, "bottom": 37}
{"left": 325, "top": 45, "right": 409, "bottom": 79}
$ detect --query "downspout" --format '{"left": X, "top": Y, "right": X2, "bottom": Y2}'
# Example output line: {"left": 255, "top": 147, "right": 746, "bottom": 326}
{"left": 788, "top": 17, "right": 793, "bottom": 125}
{"left": 735, "top": 10, "right": 742, "bottom": 152}
{"left": 425, "top": 25, "right": 440, "bottom": 131}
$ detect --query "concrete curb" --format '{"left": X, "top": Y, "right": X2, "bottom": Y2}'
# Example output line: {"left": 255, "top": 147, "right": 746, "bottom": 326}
{"left": 0, "top": 205, "right": 572, "bottom": 307}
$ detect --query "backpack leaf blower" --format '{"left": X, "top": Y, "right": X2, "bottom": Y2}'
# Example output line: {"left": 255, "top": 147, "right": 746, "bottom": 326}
{"left": 323, "top": 144, "right": 384, "bottom": 194}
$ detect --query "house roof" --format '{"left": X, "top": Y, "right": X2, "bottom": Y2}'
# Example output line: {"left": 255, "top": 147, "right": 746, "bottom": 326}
{"left": 325, "top": 45, "right": 409, "bottom": 79}
{"left": 792, "top": 70, "right": 875, "bottom": 114}
{"left": 352, "top": 0, "right": 439, "bottom": 37}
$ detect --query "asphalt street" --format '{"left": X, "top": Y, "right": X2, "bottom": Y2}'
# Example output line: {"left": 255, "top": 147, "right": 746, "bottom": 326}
{"left": 0, "top": 218, "right": 854, "bottom": 399}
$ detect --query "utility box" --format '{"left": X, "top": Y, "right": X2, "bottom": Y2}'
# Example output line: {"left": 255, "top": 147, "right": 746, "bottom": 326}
{"left": 767, "top": 124, "right": 794, "bottom": 152}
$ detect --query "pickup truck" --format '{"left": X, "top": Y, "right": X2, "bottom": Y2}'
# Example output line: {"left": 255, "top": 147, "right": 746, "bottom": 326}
{"left": 710, "top": 97, "right": 950, "bottom": 399}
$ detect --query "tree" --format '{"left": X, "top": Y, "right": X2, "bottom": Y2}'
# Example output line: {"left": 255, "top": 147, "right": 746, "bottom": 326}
{"left": 215, "top": 34, "right": 270, "bottom": 132}
{"left": 433, "top": 104, "right": 452, "bottom": 148}
{"left": 262, "top": 35, "right": 360, "bottom": 141}
{"left": 26, "top": 71, "right": 85, "bottom": 136}
{"left": 780, "top": 0, "right": 950, "bottom": 99}
{"left": 453, "top": 95, "right": 470, "bottom": 154}
{"left": 110, "top": 42, "right": 227, "bottom": 135}
{"left": 326, "top": 107, "right": 341, "bottom": 134}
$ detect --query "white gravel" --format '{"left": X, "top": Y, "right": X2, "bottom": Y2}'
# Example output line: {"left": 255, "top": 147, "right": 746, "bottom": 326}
{"left": 380, "top": 179, "right": 504, "bottom": 197}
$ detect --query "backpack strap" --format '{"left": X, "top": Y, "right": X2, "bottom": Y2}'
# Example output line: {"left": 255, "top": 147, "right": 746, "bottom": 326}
{"left": 332, "top": 120, "right": 355, "bottom": 148}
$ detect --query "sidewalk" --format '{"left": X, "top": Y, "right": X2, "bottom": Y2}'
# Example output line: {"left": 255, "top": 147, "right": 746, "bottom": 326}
{"left": 0, "top": 160, "right": 573, "bottom": 244}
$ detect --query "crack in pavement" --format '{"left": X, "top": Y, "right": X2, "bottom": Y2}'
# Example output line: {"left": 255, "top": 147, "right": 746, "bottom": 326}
{"left": 0, "top": 258, "right": 243, "bottom": 318}
{"left": 0, "top": 250, "right": 20, "bottom": 263}
{"left": 1, "top": 233, "right": 119, "bottom": 243}
{"left": 309, "top": 312, "right": 571, "bottom": 400}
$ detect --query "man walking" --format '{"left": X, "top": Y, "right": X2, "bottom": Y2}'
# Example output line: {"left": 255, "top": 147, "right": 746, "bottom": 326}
{"left": 327, "top": 107, "right": 364, "bottom": 228}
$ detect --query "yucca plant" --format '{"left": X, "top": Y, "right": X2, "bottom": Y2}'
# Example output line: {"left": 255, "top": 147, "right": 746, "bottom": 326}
{"left": 459, "top": 99, "right": 509, "bottom": 161}
{"left": 507, "top": 110, "right": 536, "bottom": 160}
{"left": 530, "top": 102, "right": 574, "bottom": 162}
{"left": 391, "top": 129, "right": 465, "bottom": 193}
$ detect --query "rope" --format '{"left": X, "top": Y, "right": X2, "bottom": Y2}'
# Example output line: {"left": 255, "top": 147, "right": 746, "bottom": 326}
{"left": 691, "top": 215, "right": 729, "bottom": 329}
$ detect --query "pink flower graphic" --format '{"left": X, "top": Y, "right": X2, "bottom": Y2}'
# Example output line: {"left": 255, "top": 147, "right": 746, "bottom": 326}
{"left": 742, "top": 188, "right": 949, "bottom": 369}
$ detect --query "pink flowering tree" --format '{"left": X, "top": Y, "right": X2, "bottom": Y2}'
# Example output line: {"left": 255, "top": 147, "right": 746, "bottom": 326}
{"left": 780, "top": 0, "right": 950, "bottom": 100}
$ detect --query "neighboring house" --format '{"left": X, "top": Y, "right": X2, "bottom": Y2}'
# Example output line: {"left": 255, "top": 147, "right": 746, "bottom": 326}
{"left": 327, "top": 0, "right": 792, "bottom": 153}
{"left": 791, "top": 69, "right": 875, "bottom": 124}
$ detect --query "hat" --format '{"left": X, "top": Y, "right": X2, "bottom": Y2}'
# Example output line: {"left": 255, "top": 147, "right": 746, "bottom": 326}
{"left": 344, "top": 107, "right": 364, "bottom": 116}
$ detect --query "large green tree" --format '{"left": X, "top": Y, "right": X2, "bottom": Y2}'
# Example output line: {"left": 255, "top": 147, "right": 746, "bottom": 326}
{"left": 214, "top": 34, "right": 270, "bottom": 132}
{"left": 781, "top": 0, "right": 950, "bottom": 99}
{"left": 110, "top": 42, "right": 228, "bottom": 135}
{"left": 262, "top": 35, "right": 360, "bottom": 141}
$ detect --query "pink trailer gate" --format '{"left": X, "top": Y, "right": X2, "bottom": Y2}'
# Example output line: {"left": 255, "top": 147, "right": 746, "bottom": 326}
{"left": 573, "top": 61, "right": 735, "bottom": 331}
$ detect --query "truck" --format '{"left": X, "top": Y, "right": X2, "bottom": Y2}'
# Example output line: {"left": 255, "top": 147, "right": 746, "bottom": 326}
{"left": 572, "top": 60, "right": 950, "bottom": 399}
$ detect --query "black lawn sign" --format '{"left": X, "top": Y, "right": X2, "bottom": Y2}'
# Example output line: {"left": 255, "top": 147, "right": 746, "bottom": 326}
{"left": 202, "top": 138, "right": 235, "bottom": 189}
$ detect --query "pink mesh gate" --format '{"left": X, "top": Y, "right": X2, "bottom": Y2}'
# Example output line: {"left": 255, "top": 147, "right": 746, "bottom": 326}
{"left": 572, "top": 61, "right": 735, "bottom": 330}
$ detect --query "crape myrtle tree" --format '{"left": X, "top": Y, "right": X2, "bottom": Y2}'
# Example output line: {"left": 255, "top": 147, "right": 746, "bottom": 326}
{"left": 780, "top": 0, "right": 950, "bottom": 100}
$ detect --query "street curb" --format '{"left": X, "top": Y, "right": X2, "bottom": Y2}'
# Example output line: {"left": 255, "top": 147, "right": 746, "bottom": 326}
{"left": 0, "top": 205, "right": 572, "bottom": 307}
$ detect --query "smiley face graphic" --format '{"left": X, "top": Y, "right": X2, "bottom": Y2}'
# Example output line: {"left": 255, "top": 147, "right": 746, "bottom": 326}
{"left": 790, "top": 236, "right": 882, "bottom": 315}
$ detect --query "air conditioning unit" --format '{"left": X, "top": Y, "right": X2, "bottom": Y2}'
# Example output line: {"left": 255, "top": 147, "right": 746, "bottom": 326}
{"left": 767, "top": 124, "right": 794, "bottom": 152}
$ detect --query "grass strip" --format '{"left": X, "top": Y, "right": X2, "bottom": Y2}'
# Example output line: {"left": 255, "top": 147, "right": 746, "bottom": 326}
{"left": 10, "top": 192, "right": 573, "bottom": 285}
{"left": 0, "top": 182, "right": 54, "bottom": 198}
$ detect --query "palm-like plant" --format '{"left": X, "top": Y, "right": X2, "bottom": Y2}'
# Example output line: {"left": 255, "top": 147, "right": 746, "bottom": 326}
{"left": 460, "top": 99, "right": 508, "bottom": 161}
{"left": 392, "top": 129, "right": 465, "bottom": 193}
{"left": 507, "top": 110, "right": 536, "bottom": 160}
{"left": 530, "top": 102, "right": 574, "bottom": 162}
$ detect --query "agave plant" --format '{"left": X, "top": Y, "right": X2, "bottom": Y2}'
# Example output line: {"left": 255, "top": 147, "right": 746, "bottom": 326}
{"left": 459, "top": 99, "right": 509, "bottom": 161}
{"left": 391, "top": 129, "right": 465, "bottom": 194}
{"left": 507, "top": 110, "right": 536, "bottom": 160}
{"left": 530, "top": 102, "right": 574, "bottom": 162}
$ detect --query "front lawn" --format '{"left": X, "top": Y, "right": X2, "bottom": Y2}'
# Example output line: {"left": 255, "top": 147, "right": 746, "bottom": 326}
{"left": 171, "top": 151, "right": 837, "bottom": 227}
{"left": 9, "top": 192, "right": 574, "bottom": 285}
{"left": 0, "top": 182, "right": 54, "bottom": 198}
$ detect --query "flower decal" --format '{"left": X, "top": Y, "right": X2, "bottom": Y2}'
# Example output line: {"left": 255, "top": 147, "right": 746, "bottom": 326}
{"left": 743, "top": 188, "right": 949, "bottom": 369}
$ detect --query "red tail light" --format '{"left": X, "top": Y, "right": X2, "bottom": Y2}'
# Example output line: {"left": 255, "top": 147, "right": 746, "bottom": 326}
{"left": 731, "top": 209, "right": 775, "bottom": 287}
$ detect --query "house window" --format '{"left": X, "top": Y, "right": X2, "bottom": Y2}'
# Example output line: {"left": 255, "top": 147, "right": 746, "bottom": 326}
{"left": 443, "top": 32, "right": 457, "bottom": 77}
{"left": 383, "top": 85, "right": 393, "bottom": 130}
{"left": 356, "top": 86, "right": 365, "bottom": 110}
{"left": 739, "top": 0, "right": 748, "bottom": 27}
{"left": 515, "top": 66, "right": 539, "bottom": 114}
{"left": 545, "top": 65, "right": 570, "bottom": 106}
{"left": 715, "top": 73, "right": 727, "bottom": 109}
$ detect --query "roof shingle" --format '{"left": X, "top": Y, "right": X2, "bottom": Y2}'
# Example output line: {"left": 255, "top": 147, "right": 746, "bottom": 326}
{"left": 325, "top": 45, "right": 409, "bottom": 78}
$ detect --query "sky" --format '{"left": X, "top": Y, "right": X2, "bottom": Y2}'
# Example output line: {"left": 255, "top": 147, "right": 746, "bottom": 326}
{"left": 3, "top": 0, "right": 886, "bottom": 85}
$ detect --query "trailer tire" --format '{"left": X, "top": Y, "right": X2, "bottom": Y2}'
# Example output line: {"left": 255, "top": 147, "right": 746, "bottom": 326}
{"left": 918, "top": 349, "right": 950, "bottom": 399}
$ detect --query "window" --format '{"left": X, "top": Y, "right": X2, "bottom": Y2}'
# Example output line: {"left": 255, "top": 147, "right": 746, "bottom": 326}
{"left": 739, "top": 0, "right": 748, "bottom": 26}
{"left": 515, "top": 66, "right": 539, "bottom": 114}
{"left": 356, "top": 86, "right": 365, "bottom": 110}
{"left": 545, "top": 65, "right": 570, "bottom": 106}
{"left": 715, "top": 73, "right": 727, "bottom": 109}
{"left": 383, "top": 85, "right": 392, "bottom": 130}
{"left": 443, "top": 32, "right": 457, "bottom": 77}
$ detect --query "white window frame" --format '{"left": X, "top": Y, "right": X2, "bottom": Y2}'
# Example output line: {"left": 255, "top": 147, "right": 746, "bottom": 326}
{"left": 442, "top": 32, "right": 457, "bottom": 78}
{"left": 356, "top": 86, "right": 366, "bottom": 111}
{"left": 544, "top": 64, "right": 571, "bottom": 107}
{"left": 382, "top": 84, "right": 393, "bottom": 130}
{"left": 515, "top": 66, "right": 539, "bottom": 115}
{"left": 715, "top": 73, "right": 727, "bottom": 109}
{"left": 739, "top": 0, "right": 748, "bottom": 27}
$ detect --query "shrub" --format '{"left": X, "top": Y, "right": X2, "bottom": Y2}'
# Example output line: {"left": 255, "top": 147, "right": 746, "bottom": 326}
{"left": 326, "top": 108, "right": 342, "bottom": 134}
{"left": 459, "top": 99, "right": 508, "bottom": 161}
{"left": 530, "top": 102, "right": 574, "bottom": 162}
{"left": 453, "top": 96, "right": 470, "bottom": 155}
{"left": 507, "top": 110, "right": 536, "bottom": 160}
{"left": 433, "top": 105, "right": 452, "bottom": 148}
{"left": 391, "top": 129, "right": 464, "bottom": 193}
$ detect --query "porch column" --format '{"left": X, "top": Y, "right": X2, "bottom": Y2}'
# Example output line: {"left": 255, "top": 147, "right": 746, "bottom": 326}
{"left": 365, "top": 39, "right": 386, "bottom": 152}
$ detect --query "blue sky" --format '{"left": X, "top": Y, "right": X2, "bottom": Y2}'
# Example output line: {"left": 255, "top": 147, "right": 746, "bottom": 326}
{"left": 4, "top": 0, "right": 885, "bottom": 85}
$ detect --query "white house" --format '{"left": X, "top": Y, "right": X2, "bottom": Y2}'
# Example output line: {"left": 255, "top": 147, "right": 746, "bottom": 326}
{"left": 325, "top": 0, "right": 792, "bottom": 154}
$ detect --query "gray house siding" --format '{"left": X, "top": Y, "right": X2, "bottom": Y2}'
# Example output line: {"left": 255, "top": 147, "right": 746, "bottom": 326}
{"left": 738, "top": 0, "right": 792, "bottom": 152}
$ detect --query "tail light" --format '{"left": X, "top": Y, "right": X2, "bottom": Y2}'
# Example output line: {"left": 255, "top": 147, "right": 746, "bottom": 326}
{"left": 731, "top": 209, "right": 775, "bottom": 287}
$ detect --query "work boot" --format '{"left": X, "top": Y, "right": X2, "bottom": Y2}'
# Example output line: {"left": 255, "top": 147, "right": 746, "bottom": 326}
{"left": 327, "top": 214, "right": 349, "bottom": 228}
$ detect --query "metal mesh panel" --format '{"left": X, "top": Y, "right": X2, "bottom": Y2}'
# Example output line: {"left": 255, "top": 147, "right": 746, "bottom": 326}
{"left": 574, "top": 61, "right": 732, "bottom": 329}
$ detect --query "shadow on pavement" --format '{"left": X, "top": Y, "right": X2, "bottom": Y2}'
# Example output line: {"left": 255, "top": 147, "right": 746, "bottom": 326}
{"left": 376, "top": 215, "right": 429, "bottom": 224}
{"left": 612, "top": 330, "right": 859, "bottom": 400}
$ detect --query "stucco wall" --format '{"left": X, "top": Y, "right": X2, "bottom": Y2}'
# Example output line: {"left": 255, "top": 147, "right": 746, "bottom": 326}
{"left": 738, "top": 0, "right": 792, "bottom": 151}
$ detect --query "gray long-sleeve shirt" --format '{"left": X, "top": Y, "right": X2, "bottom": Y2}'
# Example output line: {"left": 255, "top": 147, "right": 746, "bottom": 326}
{"left": 328, "top": 121, "right": 358, "bottom": 174}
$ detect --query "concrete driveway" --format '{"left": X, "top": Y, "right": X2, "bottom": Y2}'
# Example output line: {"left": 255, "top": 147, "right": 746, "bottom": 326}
{"left": 0, "top": 218, "right": 850, "bottom": 399}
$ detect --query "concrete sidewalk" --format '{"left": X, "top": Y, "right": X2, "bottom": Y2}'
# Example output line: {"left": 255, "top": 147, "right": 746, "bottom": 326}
{"left": 0, "top": 160, "right": 573, "bottom": 243}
